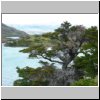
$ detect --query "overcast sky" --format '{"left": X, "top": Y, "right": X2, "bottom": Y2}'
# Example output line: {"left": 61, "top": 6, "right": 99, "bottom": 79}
{"left": 2, "top": 14, "right": 99, "bottom": 34}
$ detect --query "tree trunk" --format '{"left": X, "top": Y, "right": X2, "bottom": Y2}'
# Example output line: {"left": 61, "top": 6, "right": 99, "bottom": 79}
{"left": 62, "top": 63, "right": 67, "bottom": 70}
{"left": 62, "top": 56, "right": 73, "bottom": 70}
{"left": 62, "top": 60, "right": 71, "bottom": 70}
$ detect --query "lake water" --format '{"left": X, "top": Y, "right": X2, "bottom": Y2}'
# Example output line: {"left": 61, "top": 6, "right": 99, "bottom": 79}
{"left": 2, "top": 44, "right": 61, "bottom": 86}
{"left": 6, "top": 36, "right": 20, "bottom": 39}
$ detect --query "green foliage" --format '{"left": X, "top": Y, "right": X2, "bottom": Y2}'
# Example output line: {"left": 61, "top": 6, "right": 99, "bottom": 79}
{"left": 14, "top": 79, "right": 49, "bottom": 86}
{"left": 74, "top": 56, "right": 97, "bottom": 78}
{"left": 13, "top": 21, "right": 98, "bottom": 86}
{"left": 20, "top": 22, "right": 73, "bottom": 59}
{"left": 5, "top": 37, "right": 32, "bottom": 47}
{"left": 71, "top": 78, "right": 98, "bottom": 86}
{"left": 70, "top": 25, "right": 85, "bottom": 32}
{"left": 74, "top": 26, "right": 98, "bottom": 78}
{"left": 14, "top": 63, "right": 56, "bottom": 86}
{"left": 55, "top": 21, "right": 71, "bottom": 33}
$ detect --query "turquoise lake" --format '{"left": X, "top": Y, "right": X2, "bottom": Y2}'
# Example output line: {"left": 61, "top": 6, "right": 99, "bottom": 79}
{"left": 2, "top": 44, "right": 61, "bottom": 86}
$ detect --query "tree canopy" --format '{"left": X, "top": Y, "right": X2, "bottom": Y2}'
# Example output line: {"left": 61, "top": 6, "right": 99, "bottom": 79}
{"left": 14, "top": 21, "right": 98, "bottom": 86}
{"left": 21, "top": 21, "right": 85, "bottom": 70}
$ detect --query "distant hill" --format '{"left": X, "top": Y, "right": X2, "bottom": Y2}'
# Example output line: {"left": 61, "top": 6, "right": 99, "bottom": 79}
{"left": 1, "top": 23, "right": 29, "bottom": 42}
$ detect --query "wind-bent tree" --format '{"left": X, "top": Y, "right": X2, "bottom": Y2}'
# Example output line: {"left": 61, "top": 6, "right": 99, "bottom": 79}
{"left": 21, "top": 21, "right": 85, "bottom": 70}
{"left": 14, "top": 21, "right": 98, "bottom": 86}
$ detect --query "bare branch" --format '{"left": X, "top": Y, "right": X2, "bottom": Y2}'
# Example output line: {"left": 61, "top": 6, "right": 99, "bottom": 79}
{"left": 41, "top": 54, "right": 63, "bottom": 64}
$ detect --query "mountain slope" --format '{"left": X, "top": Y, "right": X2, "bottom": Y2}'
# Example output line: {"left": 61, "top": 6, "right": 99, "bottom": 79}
{"left": 1, "top": 23, "right": 29, "bottom": 42}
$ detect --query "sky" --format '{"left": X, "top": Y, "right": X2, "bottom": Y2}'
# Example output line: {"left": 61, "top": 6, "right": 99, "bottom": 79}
{"left": 2, "top": 14, "right": 99, "bottom": 34}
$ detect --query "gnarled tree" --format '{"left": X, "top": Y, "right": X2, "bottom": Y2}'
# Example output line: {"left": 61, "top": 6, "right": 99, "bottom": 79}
{"left": 21, "top": 21, "right": 85, "bottom": 70}
{"left": 14, "top": 21, "right": 98, "bottom": 86}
